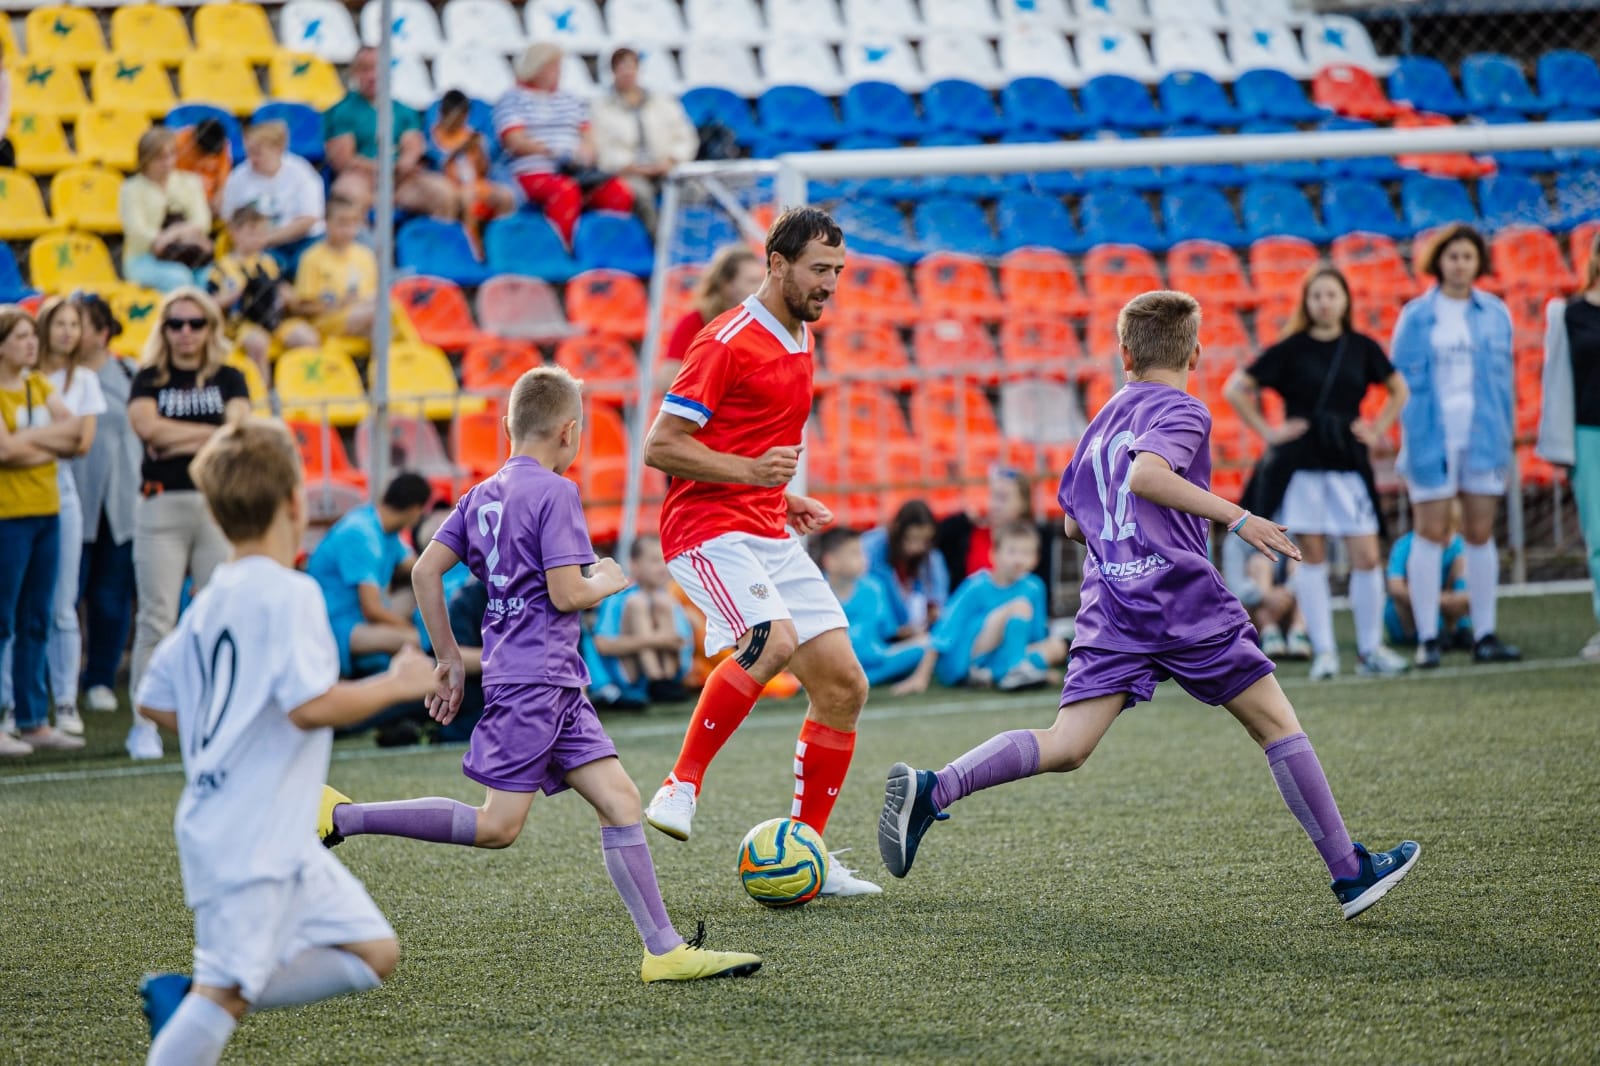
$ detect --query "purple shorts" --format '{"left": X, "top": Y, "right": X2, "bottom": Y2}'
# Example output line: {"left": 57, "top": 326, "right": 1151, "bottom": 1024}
{"left": 463, "top": 683, "right": 618, "bottom": 795}
{"left": 1059, "top": 624, "right": 1276, "bottom": 711}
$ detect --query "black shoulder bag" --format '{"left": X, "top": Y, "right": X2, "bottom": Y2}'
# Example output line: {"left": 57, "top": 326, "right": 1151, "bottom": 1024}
{"left": 1307, "top": 335, "right": 1365, "bottom": 468}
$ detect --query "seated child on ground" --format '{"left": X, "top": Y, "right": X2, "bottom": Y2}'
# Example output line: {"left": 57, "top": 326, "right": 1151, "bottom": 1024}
{"left": 815, "top": 527, "right": 935, "bottom": 693}
{"left": 589, "top": 534, "right": 693, "bottom": 707}
{"left": 1386, "top": 529, "right": 1472, "bottom": 648}
{"left": 1220, "top": 528, "right": 1312, "bottom": 660}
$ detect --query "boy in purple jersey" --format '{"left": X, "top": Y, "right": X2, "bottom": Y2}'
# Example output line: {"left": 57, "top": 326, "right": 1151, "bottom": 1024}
{"left": 316, "top": 367, "right": 761, "bottom": 983}
{"left": 878, "top": 292, "right": 1421, "bottom": 921}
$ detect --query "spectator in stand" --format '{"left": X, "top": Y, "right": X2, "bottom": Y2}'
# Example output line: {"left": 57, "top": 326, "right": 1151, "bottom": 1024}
{"left": 0, "top": 37, "right": 13, "bottom": 168}
{"left": 661, "top": 244, "right": 763, "bottom": 390}
{"left": 427, "top": 90, "right": 517, "bottom": 257}
{"left": 410, "top": 505, "right": 472, "bottom": 654}
{"left": 927, "top": 522, "right": 1066, "bottom": 691}
{"left": 1225, "top": 267, "right": 1411, "bottom": 680}
{"left": 862, "top": 499, "right": 950, "bottom": 637}
{"left": 1538, "top": 229, "right": 1600, "bottom": 662}
{"left": 816, "top": 527, "right": 934, "bottom": 693}
{"left": 1220, "top": 528, "right": 1312, "bottom": 660}
{"left": 0, "top": 307, "right": 86, "bottom": 755}
{"left": 125, "top": 288, "right": 251, "bottom": 760}
{"left": 120, "top": 129, "right": 214, "bottom": 293}
{"left": 292, "top": 196, "right": 379, "bottom": 342}
{"left": 589, "top": 534, "right": 692, "bottom": 708}
{"left": 1392, "top": 224, "right": 1520, "bottom": 668}
{"left": 936, "top": 467, "right": 1055, "bottom": 591}
{"left": 207, "top": 203, "right": 320, "bottom": 374}
{"left": 322, "top": 46, "right": 458, "bottom": 221}
{"left": 591, "top": 47, "right": 699, "bottom": 233}
{"left": 1386, "top": 523, "right": 1473, "bottom": 650}
{"left": 174, "top": 117, "right": 232, "bottom": 217}
{"left": 493, "top": 42, "right": 634, "bottom": 246}
{"left": 306, "top": 473, "right": 433, "bottom": 679}
{"left": 68, "top": 293, "right": 139, "bottom": 717}
{"left": 221, "top": 120, "right": 327, "bottom": 275}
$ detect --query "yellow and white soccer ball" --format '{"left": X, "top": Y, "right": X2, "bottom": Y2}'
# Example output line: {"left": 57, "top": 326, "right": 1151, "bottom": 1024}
{"left": 737, "top": 817, "right": 829, "bottom": 908}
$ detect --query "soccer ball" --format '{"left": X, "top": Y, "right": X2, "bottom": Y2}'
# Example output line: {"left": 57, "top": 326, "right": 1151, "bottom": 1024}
{"left": 737, "top": 817, "right": 829, "bottom": 908}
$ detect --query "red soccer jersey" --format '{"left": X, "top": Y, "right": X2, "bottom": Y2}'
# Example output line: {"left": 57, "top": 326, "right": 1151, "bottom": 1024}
{"left": 657, "top": 296, "right": 814, "bottom": 559}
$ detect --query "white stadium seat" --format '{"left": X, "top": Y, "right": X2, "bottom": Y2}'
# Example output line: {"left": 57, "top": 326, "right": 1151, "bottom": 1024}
{"left": 842, "top": 0, "right": 926, "bottom": 38}
{"left": 680, "top": 40, "right": 764, "bottom": 95}
{"left": 560, "top": 52, "right": 601, "bottom": 97}
{"left": 525, "top": 0, "right": 611, "bottom": 55}
{"left": 360, "top": 0, "right": 445, "bottom": 58}
{"left": 603, "top": 0, "right": 688, "bottom": 46}
{"left": 997, "top": 0, "right": 1078, "bottom": 31}
{"left": 767, "top": 0, "right": 848, "bottom": 43}
{"left": 922, "top": 0, "right": 1003, "bottom": 35}
{"left": 841, "top": 35, "right": 927, "bottom": 92}
{"left": 1148, "top": 0, "right": 1225, "bottom": 29}
{"left": 1075, "top": 0, "right": 1149, "bottom": 28}
{"left": 279, "top": 0, "right": 362, "bottom": 64}
{"left": 1151, "top": 23, "right": 1235, "bottom": 80}
{"left": 632, "top": 45, "right": 684, "bottom": 93}
{"left": 1075, "top": 23, "right": 1159, "bottom": 81}
{"left": 1221, "top": 0, "right": 1304, "bottom": 24}
{"left": 760, "top": 38, "right": 850, "bottom": 96}
{"left": 1227, "top": 19, "right": 1312, "bottom": 78}
{"left": 433, "top": 46, "right": 515, "bottom": 101}
{"left": 1000, "top": 27, "right": 1083, "bottom": 84}
{"left": 920, "top": 29, "right": 1008, "bottom": 89}
{"left": 442, "top": 0, "right": 528, "bottom": 55}
{"left": 1302, "top": 14, "right": 1396, "bottom": 75}
{"left": 684, "top": 0, "right": 768, "bottom": 44}
{"left": 389, "top": 53, "right": 436, "bottom": 110}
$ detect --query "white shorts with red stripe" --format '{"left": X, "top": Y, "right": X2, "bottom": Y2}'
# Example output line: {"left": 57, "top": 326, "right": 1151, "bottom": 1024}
{"left": 667, "top": 531, "right": 848, "bottom": 655}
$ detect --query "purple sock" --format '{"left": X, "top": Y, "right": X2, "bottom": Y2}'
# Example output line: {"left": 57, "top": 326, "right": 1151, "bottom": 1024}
{"left": 931, "top": 730, "right": 1041, "bottom": 809}
{"left": 601, "top": 823, "right": 683, "bottom": 957}
{"left": 332, "top": 797, "right": 479, "bottom": 846}
{"left": 1264, "top": 733, "right": 1360, "bottom": 881}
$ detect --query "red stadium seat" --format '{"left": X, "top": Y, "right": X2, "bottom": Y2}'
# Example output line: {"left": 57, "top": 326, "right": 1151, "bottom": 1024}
{"left": 912, "top": 252, "right": 1005, "bottom": 322}
{"left": 1086, "top": 309, "right": 1120, "bottom": 363}
{"left": 815, "top": 383, "right": 916, "bottom": 455}
{"left": 392, "top": 275, "right": 486, "bottom": 353}
{"left": 820, "top": 320, "right": 915, "bottom": 387}
{"left": 565, "top": 268, "right": 649, "bottom": 339}
{"left": 660, "top": 263, "right": 701, "bottom": 327}
{"left": 1083, "top": 244, "right": 1163, "bottom": 309}
{"left": 1082, "top": 372, "right": 1116, "bottom": 418}
{"left": 1350, "top": 299, "right": 1402, "bottom": 346}
{"left": 1000, "top": 313, "right": 1090, "bottom": 381}
{"left": 1202, "top": 308, "right": 1253, "bottom": 366}
{"left": 454, "top": 409, "right": 509, "bottom": 480}
{"left": 1569, "top": 221, "right": 1600, "bottom": 279}
{"left": 1254, "top": 294, "right": 1298, "bottom": 345}
{"left": 1247, "top": 236, "right": 1321, "bottom": 306}
{"left": 999, "top": 247, "right": 1090, "bottom": 319}
{"left": 910, "top": 380, "right": 1003, "bottom": 449}
{"left": 1331, "top": 233, "right": 1414, "bottom": 301}
{"left": 287, "top": 419, "right": 367, "bottom": 494}
{"left": 1313, "top": 63, "right": 1411, "bottom": 121}
{"left": 830, "top": 254, "right": 918, "bottom": 327}
{"left": 912, "top": 317, "right": 1001, "bottom": 382}
{"left": 554, "top": 334, "right": 640, "bottom": 403}
{"left": 461, "top": 337, "right": 541, "bottom": 396}
{"left": 1393, "top": 111, "right": 1495, "bottom": 179}
{"left": 1485, "top": 225, "right": 1577, "bottom": 296}
{"left": 1166, "top": 239, "right": 1255, "bottom": 309}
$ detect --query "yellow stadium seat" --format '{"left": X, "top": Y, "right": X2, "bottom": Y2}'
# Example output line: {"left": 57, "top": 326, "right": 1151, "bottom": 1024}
{"left": 109, "top": 285, "right": 162, "bottom": 359}
{"left": 110, "top": 4, "right": 193, "bottom": 67}
{"left": 388, "top": 342, "right": 486, "bottom": 421}
{"left": 194, "top": 4, "right": 279, "bottom": 64}
{"left": 8, "top": 113, "right": 78, "bottom": 175}
{"left": 0, "top": 18, "right": 21, "bottom": 64}
{"left": 0, "top": 168, "right": 55, "bottom": 239}
{"left": 225, "top": 351, "right": 272, "bottom": 412}
{"left": 91, "top": 54, "right": 176, "bottom": 117}
{"left": 75, "top": 106, "right": 150, "bottom": 173}
{"left": 26, "top": 7, "right": 107, "bottom": 69}
{"left": 50, "top": 166, "right": 124, "bottom": 235}
{"left": 269, "top": 51, "right": 346, "bottom": 110}
{"left": 276, "top": 346, "right": 371, "bottom": 427}
{"left": 29, "top": 232, "right": 119, "bottom": 293}
{"left": 178, "top": 52, "right": 264, "bottom": 116}
{"left": 13, "top": 61, "right": 90, "bottom": 120}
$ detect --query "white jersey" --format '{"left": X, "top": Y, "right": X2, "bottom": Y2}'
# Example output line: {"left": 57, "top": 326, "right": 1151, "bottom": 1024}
{"left": 136, "top": 556, "right": 341, "bottom": 907}
{"left": 1430, "top": 295, "right": 1475, "bottom": 452}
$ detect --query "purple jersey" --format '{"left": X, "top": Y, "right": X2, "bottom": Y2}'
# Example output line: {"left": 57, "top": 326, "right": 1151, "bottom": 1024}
{"left": 432, "top": 456, "right": 597, "bottom": 687}
{"left": 1059, "top": 381, "right": 1248, "bottom": 652}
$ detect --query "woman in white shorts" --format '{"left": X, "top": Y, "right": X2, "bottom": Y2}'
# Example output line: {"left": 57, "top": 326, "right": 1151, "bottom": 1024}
{"left": 1391, "top": 224, "right": 1520, "bottom": 668}
{"left": 1228, "top": 267, "right": 1411, "bottom": 680}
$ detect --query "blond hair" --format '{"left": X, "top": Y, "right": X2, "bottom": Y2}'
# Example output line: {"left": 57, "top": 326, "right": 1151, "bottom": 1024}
{"left": 140, "top": 287, "right": 231, "bottom": 388}
{"left": 136, "top": 127, "right": 177, "bottom": 174}
{"left": 243, "top": 119, "right": 289, "bottom": 150}
{"left": 514, "top": 42, "right": 562, "bottom": 83}
{"left": 35, "top": 295, "right": 84, "bottom": 387}
{"left": 0, "top": 305, "right": 36, "bottom": 351}
{"left": 1582, "top": 228, "right": 1600, "bottom": 295}
{"left": 694, "top": 244, "right": 760, "bottom": 320}
{"left": 189, "top": 418, "right": 302, "bottom": 542}
{"left": 508, "top": 365, "right": 582, "bottom": 443}
{"left": 1117, "top": 290, "right": 1202, "bottom": 374}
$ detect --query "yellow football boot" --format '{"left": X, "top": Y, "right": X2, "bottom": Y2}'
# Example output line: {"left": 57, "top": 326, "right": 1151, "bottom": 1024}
{"left": 641, "top": 933, "right": 762, "bottom": 983}
{"left": 318, "top": 785, "right": 352, "bottom": 848}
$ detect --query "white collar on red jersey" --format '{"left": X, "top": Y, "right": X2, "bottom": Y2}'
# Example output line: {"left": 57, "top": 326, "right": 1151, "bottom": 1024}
{"left": 740, "top": 295, "right": 811, "bottom": 355}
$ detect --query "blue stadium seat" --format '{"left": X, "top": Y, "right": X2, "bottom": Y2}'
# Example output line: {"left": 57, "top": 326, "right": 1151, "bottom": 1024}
{"left": 1085, "top": 131, "right": 1165, "bottom": 192}
{"left": 1238, "top": 122, "right": 1322, "bottom": 184}
{"left": 757, "top": 86, "right": 845, "bottom": 144}
{"left": 1162, "top": 184, "right": 1246, "bottom": 246}
{"left": 751, "top": 130, "right": 823, "bottom": 158}
{"left": 1158, "top": 71, "right": 1241, "bottom": 127}
{"left": 1234, "top": 69, "right": 1327, "bottom": 123}
{"left": 1080, "top": 75, "right": 1164, "bottom": 132}
{"left": 1241, "top": 180, "right": 1326, "bottom": 243}
{"left": 1387, "top": 56, "right": 1470, "bottom": 117}
{"left": 252, "top": 101, "right": 326, "bottom": 165}
{"left": 997, "top": 192, "right": 1085, "bottom": 254}
{"left": 397, "top": 218, "right": 493, "bottom": 287}
{"left": 484, "top": 212, "right": 578, "bottom": 282}
{"left": 1479, "top": 110, "right": 1560, "bottom": 173}
{"left": 1000, "top": 77, "right": 1090, "bottom": 136}
{"left": 914, "top": 196, "right": 1001, "bottom": 257}
{"left": 573, "top": 211, "right": 654, "bottom": 277}
{"left": 423, "top": 95, "right": 494, "bottom": 140}
{"left": 1401, "top": 174, "right": 1479, "bottom": 234}
{"left": 0, "top": 244, "right": 36, "bottom": 303}
{"left": 1030, "top": 166, "right": 1090, "bottom": 196}
{"left": 842, "top": 81, "right": 925, "bottom": 140}
{"left": 1318, "top": 118, "right": 1408, "bottom": 181}
{"left": 918, "top": 131, "right": 1023, "bottom": 198}
{"left": 1556, "top": 172, "right": 1600, "bottom": 229}
{"left": 681, "top": 86, "right": 758, "bottom": 145}
{"left": 671, "top": 205, "right": 740, "bottom": 266}
{"left": 165, "top": 103, "right": 244, "bottom": 163}
{"left": 1461, "top": 52, "right": 1554, "bottom": 115}
{"left": 1080, "top": 187, "right": 1166, "bottom": 250}
{"left": 833, "top": 197, "right": 920, "bottom": 264}
{"left": 1161, "top": 125, "right": 1248, "bottom": 187}
{"left": 922, "top": 79, "right": 1006, "bottom": 138}
{"left": 1539, "top": 50, "right": 1600, "bottom": 111}
{"left": 1323, "top": 179, "right": 1411, "bottom": 239}
{"left": 1481, "top": 174, "right": 1556, "bottom": 231}
{"left": 824, "top": 135, "right": 928, "bottom": 201}
{"left": 1550, "top": 108, "right": 1600, "bottom": 171}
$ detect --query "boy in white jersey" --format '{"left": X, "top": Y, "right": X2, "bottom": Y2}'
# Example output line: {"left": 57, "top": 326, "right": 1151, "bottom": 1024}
{"left": 134, "top": 419, "right": 435, "bottom": 1066}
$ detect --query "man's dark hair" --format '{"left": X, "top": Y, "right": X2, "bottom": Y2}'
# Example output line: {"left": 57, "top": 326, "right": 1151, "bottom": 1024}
{"left": 609, "top": 46, "right": 639, "bottom": 72}
{"left": 1420, "top": 223, "right": 1491, "bottom": 281}
{"left": 439, "top": 89, "right": 470, "bottom": 116}
{"left": 194, "top": 118, "right": 230, "bottom": 157}
{"left": 382, "top": 472, "right": 433, "bottom": 511}
{"left": 765, "top": 206, "right": 843, "bottom": 263}
{"left": 812, "top": 526, "right": 860, "bottom": 564}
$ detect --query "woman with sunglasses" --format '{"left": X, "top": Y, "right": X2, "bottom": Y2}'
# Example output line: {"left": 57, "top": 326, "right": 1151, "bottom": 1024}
{"left": 124, "top": 289, "right": 249, "bottom": 760}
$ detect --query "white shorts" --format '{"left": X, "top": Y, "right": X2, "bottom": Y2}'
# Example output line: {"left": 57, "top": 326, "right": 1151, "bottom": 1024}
{"left": 192, "top": 846, "right": 393, "bottom": 1002}
{"left": 1276, "top": 470, "right": 1379, "bottom": 537}
{"left": 668, "top": 531, "right": 849, "bottom": 655}
{"left": 1404, "top": 449, "right": 1508, "bottom": 505}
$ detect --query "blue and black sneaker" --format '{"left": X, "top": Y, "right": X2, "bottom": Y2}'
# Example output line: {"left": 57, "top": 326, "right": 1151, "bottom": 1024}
{"left": 1332, "top": 840, "right": 1421, "bottom": 919}
{"left": 138, "top": 972, "right": 192, "bottom": 1040}
{"left": 878, "top": 762, "right": 949, "bottom": 878}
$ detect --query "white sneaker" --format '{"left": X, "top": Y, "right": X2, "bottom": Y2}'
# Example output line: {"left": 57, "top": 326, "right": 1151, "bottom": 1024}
{"left": 1284, "top": 631, "right": 1314, "bottom": 660}
{"left": 1309, "top": 652, "right": 1340, "bottom": 680}
{"left": 86, "top": 686, "right": 119, "bottom": 713}
{"left": 0, "top": 707, "right": 15, "bottom": 735}
{"left": 126, "top": 719, "right": 164, "bottom": 761}
{"left": 996, "top": 661, "right": 1049, "bottom": 692}
{"left": 56, "top": 705, "right": 84, "bottom": 736}
{"left": 0, "top": 732, "right": 32, "bottom": 757}
{"left": 819, "top": 850, "right": 882, "bottom": 897}
{"left": 1356, "top": 645, "right": 1410, "bottom": 677}
{"left": 644, "top": 776, "right": 697, "bottom": 841}
{"left": 1260, "top": 628, "right": 1287, "bottom": 658}
{"left": 1581, "top": 631, "right": 1600, "bottom": 663}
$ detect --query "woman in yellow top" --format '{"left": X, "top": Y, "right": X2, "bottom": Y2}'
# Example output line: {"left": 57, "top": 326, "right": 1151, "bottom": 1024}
{"left": 0, "top": 307, "right": 86, "bottom": 756}
{"left": 118, "top": 128, "right": 214, "bottom": 294}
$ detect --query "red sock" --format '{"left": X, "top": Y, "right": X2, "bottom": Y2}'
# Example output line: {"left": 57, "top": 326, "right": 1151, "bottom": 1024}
{"left": 668, "top": 657, "right": 763, "bottom": 791}
{"left": 792, "top": 719, "right": 856, "bottom": 836}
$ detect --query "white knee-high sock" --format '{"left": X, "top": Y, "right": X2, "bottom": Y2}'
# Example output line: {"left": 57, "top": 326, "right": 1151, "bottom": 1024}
{"left": 147, "top": 995, "right": 236, "bottom": 1066}
{"left": 1406, "top": 537, "right": 1446, "bottom": 642}
{"left": 251, "top": 947, "right": 381, "bottom": 1011}
{"left": 1293, "top": 562, "right": 1334, "bottom": 655}
{"left": 1349, "top": 567, "right": 1385, "bottom": 657}
{"left": 1463, "top": 540, "right": 1500, "bottom": 639}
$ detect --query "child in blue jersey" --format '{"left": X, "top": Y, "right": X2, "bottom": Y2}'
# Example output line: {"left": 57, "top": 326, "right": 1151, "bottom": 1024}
{"left": 926, "top": 522, "right": 1065, "bottom": 691}
{"left": 1386, "top": 529, "right": 1471, "bottom": 647}
{"left": 816, "top": 527, "right": 931, "bottom": 692}
{"left": 589, "top": 534, "right": 694, "bottom": 706}
{"left": 879, "top": 291, "right": 1422, "bottom": 921}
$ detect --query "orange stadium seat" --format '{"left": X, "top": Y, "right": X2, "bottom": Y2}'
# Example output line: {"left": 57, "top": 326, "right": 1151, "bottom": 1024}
{"left": 1082, "top": 372, "right": 1116, "bottom": 418}
{"left": 911, "top": 379, "right": 1003, "bottom": 448}
{"left": 554, "top": 333, "right": 640, "bottom": 402}
{"left": 1502, "top": 288, "right": 1549, "bottom": 352}
{"left": 1000, "top": 313, "right": 1090, "bottom": 381}
{"left": 1085, "top": 309, "right": 1121, "bottom": 362}
{"left": 1486, "top": 225, "right": 1577, "bottom": 296}
{"left": 565, "top": 269, "right": 648, "bottom": 339}
{"left": 913, "top": 317, "right": 1001, "bottom": 383}
{"left": 1247, "top": 236, "right": 1321, "bottom": 305}
{"left": 392, "top": 275, "right": 487, "bottom": 353}
{"left": 1393, "top": 111, "right": 1495, "bottom": 179}
{"left": 110, "top": 4, "right": 193, "bottom": 67}
{"left": 269, "top": 52, "right": 348, "bottom": 110}
{"left": 1254, "top": 294, "right": 1298, "bottom": 344}
{"left": 194, "top": 3, "right": 280, "bottom": 64}
{"left": 1350, "top": 298, "right": 1402, "bottom": 346}
{"left": 1331, "top": 233, "right": 1413, "bottom": 301}
{"left": 1166, "top": 239, "right": 1255, "bottom": 309}
{"left": 75, "top": 106, "right": 149, "bottom": 172}
{"left": 461, "top": 337, "right": 541, "bottom": 396}
{"left": 13, "top": 61, "right": 90, "bottom": 120}
{"left": 660, "top": 264, "right": 701, "bottom": 327}
{"left": 912, "top": 252, "right": 1005, "bottom": 322}
{"left": 474, "top": 274, "right": 582, "bottom": 343}
{"left": 26, "top": 7, "right": 107, "bottom": 69}
{"left": 566, "top": 401, "right": 631, "bottom": 543}
{"left": 92, "top": 54, "right": 176, "bottom": 118}
{"left": 8, "top": 113, "right": 78, "bottom": 175}
{"left": 179, "top": 52, "right": 266, "bottom": 115}
{"left": 820, "top": 320, "right": 915, "bottom": 387}
{"left": 0, "top": 168, "right": 55, "bottom": 239}
{"left": 1313, "top": 63, "right": 1411, "bottom": 121}
{"left": 454, "top": 409, "right": 510, "bottom": 480}
{"left": 1202, "top": 307, "right": 1253, "bottom": 366}
{"left": 829, "top": 254, "right": 918, "bottom": 327}
{"left": 1083, "top": 244, "right": 1163, "bottom": 309}
{"left": 816, "top": 384, "right": 916, "bottom": 455}
{"left": 999, "top": 247, "right": 1090, "bottom": 319}
{"left": 49, "top": 165, "right": 123, "bottom": 234}
{"left": 1569, "top": 222, "right": 1600, "bottom": 277}
{"left": 287, "top": 419, "right": 369, "bottom": 498}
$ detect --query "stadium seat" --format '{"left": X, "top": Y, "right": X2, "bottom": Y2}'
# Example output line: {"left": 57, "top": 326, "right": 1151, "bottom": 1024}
{"left": 753, "top": 87, "right": 841, "bottom": 146}
{"left": 764, "top": 0, "right": 847, "bottom": 43}
{"left": 679, "top": 40, "right": 764, "bottom": 96}
{"left": 1330, "top": 233, "right": 1412, "bottom": 300}
{"left": 49, "top": 166, "right": 122, "bottom": 234}
{"left": 922, "top": 80, "right": 1006, "bottom": 138}
{"left": 474, "top": 274, "right": 583, "bottom": 343}
{"left": 1481, "top": 174, "right": 1557, "bottom": 232}
{"left": 1391, "top": 110, "right": 1496, "bottom": 180}
{"left": 108, "top": 285, "right": 160, "bottom": 359}
{"left": 1538, "top": 50, "right": 1600, "bottom": 111}
{"left": 268, "top": 52, "right": 346, "bottom": 111}
{"left": 1241, "top": 179, "right": 1326, "bottom": 243}
{"left": 760, "top": 38, "right": 850, "bottom": 97}
{"left": 279, "top": 0, "right": 363, "bottom": 64}
{"left": 1318, "top": 117, "right": 1408, "bottom": 181}
{"left": 461, "top": 336, "right": 540, "bottom": 395}
{"left": 841, "top": 36, "right": 927, "bottom": 93}
{"left": 277, "top": 346, "right": 370, "bottom": 426}
{"left": 1461, "top": 52, "right": 1552, "bottom": 115}
{"left": 1001, "top": 313, "right": 1089, "bottom": 381}
{"left": 1233, "top": 68, "right": 1325, "bottom": 122}
{"left": 565, "top": 269, "right": 649, "bottom": 339}
{"left": 573, "top": 211, "right": 654, "bottom": 277}
{"left": 1349, "top": 299, "right": 1401, "bottom": 349}
{"left": 193, "top": 3, "right": 280, "bottom": 65}
{"left": 442, "top": 0, "right": 527, "bottom": 55}
{"left": 817, "top": 384, "right": 915, "bottom": 453}
{"left": 391, "top": 275, "right": 487, "bottom": 353}
{"left": 453, "top": 407, "right": 510, "bottom": 479}
{"left": 997, "top": 0, "right": 1074, "bottom": 29}
{"left": 1150, "top": 25, "right": 1235, "bottom": 81}
{"left": 605, "top": 0, "right": 688, "bottom": 45}
{"left": 0, "top": 169, "right": 54, "bottom": 239}
{"left": 997, "top": 192, "right": 1086, "bottom": 255}
{"left": 165, "top": 104, "right": 243, "bottom": 164}
{"left": 485, "top": 213, "right": 578, "bottom": 283}
{"left": 684, "top": 88, "right": 759, "bottom": 146}
{"left": 1387, "top": 56, "right": 1470, "bottom": 118}
{"left": 1322, "top": 179, "right": 1410, "bottom": 240}
{"left": 390, "top": 342, "right": 482, "bottom": 421}
{"left": 1150, "top": 0, "right": 1225, "bottom": 26}
{"left": 288, "top": 419, "right": 369, "bottom": 498}
{"left": 1313, "top": 64, "right": 1409, "bottom": 121}
{"left": 1080, "top": 75, "right": 1164, "bottom": 132}
{"left": 913, "top": 197, "right": 1001, "bottom": 259}
{"left": 842, "top": 0, "right": 923, "bottom": 35}
{"left": 821, "top": 320, "right": 915, "bottom": 386}
{"left": 26, "top": 7, "right": 107, "bottom": 69}
{"left": 914, "top": 318, "right": 1001, "bottom": 383}
{"left": 8, "top": 112, "right": 77, "bottom": 175}
{"left": 1484, "top": 225, "right": 1576, "bottom": 295}
{"left": 1083, "top": 243, "right": 1163, "bottom": 307}
{"left": 251, "top": 102, "right": 325, "bottom": 166}
{"left": 1000, "top": 77, "right": 1090, "bottom": 136}
{"left": 432, "top": 48, "right": 515, "bottom": 103}
{"left": 999, "top": 247, "right": 1090, "bottom": 318}
{"left": 1227, "top": 20, "right": 1312, "bottom": 80}
{"left": 1401, "top": 175, "right": 1478, "bottom": 234}
{"left": 1081, "top": 189, "right": 1167, "bottom": 251}
{"left": 553, "top": 333, "right": 639, "bottom": 401}
{"left": 910, "top": 380, "right": 1004, "bottom": 468}
{"left": 109, "top": 5, "right": 192, "bottom": 67}
{"left": 831, "top": 254, "right": 919, "bottom": 326}
{"left": 998, "top": 28, "right": 1082, "bottom": 85}
{"left": 0, "top": 245, "right": 37, "bottom": 305}
{"left": 841, "top": 81, "right": 925, "bottom": 141}
{"left": 388, "top": 55, "right": 437, "bottom": 111}
{"left": 1077, "top": 25, "right": 1159, "bottom": 83}
{"left": 1162, "top": 184, "right": 1246, "bottom": 246}
{"left": 1158, "top": 71, "right": 1242, "bottom": 127}
{"left": 1247, "top": 235, "right": 1320, "bottom": 303}
{"left": 833, "top": 198, "right": 920, "bottom": 265}
{"left": 1078, "top": 0, "right": 1149, "bottom": 25}
{"left": 0, "top": 17, "right": 16, "bottom": 67}
{"left": 92, "top": 55, "right": 175, "bottom": 118}
{"left": 525, "top": 0, "right": 611, "bottom": 54}
{"left": 1198, "top": 306, "right": 1253, "bottom": 364}
{"left": 179, "top": 53, "right": 265, "bottom": 116}
{"left": 397, "top": 219, "right": 493, "bottom": 287}
{"left": 1477, "top": 110, "right": 1560, "bottom": 174}
{"left": 359, "top": 0, "right": 445, "bottom": 58}
{"left": 1557, "top": 173, "right": 1600, "bottom": 230}
{"left": 1302, "top": 14, "right": 1395, "bottom": 76}
{"left": 1571, "top": 221, "right": 1600, "bottom": 271}
{"left": 224, "top": 350, "right": 271, "bottom": 414}
{"left": 912, "top": 253, "right": 1005, "bottom": 322}
{"left": 921, "top": 30, "right": 1008, "bottom": 90}
{"left": 1160, "top": 124, "right": 1249, "bottom": 187}
{"left": 924, "top": 0, "right": 1002, "bottom": 33}
{"left": 684, "top": 0, "right": 768, "bottom": 43}
{"left": 1167, "top": 239, "right": 1254, "bottom": 309}
{"left": 1235, "top": 122, "right": 1321, "bottom": 185}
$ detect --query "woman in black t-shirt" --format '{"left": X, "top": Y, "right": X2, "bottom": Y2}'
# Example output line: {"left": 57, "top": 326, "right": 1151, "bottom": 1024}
{"left": 1225, "top": 267, "right": 1410, "bottom": 681}
{"left": 124, "top": 288, "right": 250, "bottom": 760}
